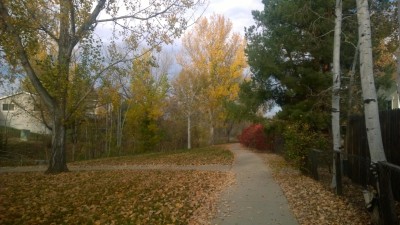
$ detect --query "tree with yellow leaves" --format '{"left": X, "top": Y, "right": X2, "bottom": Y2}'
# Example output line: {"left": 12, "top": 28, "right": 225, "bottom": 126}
{"left": 126, "top": 52, "right": 169, "bottom": 153}
{"left": 0, "top": 0, "right": 205, "bottom": 173}
{"left": 178, "top": 14, "right": 246, "bottom": 145}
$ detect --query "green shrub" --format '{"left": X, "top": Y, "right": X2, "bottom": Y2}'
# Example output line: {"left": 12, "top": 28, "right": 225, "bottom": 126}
{"left": 283, "top": 122, "right": 328, "bottom": 171}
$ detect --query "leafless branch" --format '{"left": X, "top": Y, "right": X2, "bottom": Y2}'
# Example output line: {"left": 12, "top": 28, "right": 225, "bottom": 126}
{"left": 315, "top": 29, "right": 334, "bottom": 39}
{"left": 96, "top": 0, "right": 179, "bottom": 23}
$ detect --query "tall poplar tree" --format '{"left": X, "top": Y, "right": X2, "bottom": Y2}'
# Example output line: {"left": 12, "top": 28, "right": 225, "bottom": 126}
{"left": 356, "top": 0, "right": 386, "bottom": 163}
{"left": 178, "top": 14, "right": 246, "bottom": 145}
{"left": 172, "top": 69, "right": 201, "bottom": 149}
{"left": 126, "top": 53, "right": 169, "bottom": 153}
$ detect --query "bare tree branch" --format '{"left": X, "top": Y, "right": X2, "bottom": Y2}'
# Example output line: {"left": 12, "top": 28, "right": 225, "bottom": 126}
{"left": 96, "top": 0, "right": 178, "bottom": 23}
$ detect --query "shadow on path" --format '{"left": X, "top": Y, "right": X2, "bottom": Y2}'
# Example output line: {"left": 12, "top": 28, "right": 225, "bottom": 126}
{"left": 212, "top": 143, "right": 299, "bottom": 225}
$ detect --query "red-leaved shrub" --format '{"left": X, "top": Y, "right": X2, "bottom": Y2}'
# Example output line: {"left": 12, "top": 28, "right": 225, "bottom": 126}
{"left": 238, "top": 124, "right": 268, "bottom": 150}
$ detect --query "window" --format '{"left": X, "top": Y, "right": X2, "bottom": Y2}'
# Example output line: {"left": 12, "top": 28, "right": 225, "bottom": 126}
{"left": 2, "top": 104, "right": 15, "bottom": 111}
{"left": 387, "top": 100, "right": 392, "bottom": 110}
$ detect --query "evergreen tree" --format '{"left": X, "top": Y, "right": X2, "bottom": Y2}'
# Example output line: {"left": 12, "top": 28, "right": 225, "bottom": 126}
{"left": 245, "top": 0, "right": 334, "bottom": 128}
{"left": 245, "top": 0, "right": 397, "bottom": 127}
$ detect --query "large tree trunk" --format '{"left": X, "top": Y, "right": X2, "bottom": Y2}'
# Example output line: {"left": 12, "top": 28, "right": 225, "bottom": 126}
{"left": 356, "top": 0, "right": 386, "bottom": 162}
{"left": 46, "top": 111, "right": 69, "bottom": 173}
{"left": 356, "top": 2, "right": 398, "bottom": 224}
{"left": 331, "top": 0, "right": 343, "bottom": 191}
{"left": 45, "top": 0, "right": 71, "bottom": 173}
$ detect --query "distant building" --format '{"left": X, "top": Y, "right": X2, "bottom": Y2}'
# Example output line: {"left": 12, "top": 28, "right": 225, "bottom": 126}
{"left": 0, "top": 90, "right": 110, "bottom": 135}
{"left": 0, "top": 92, "right": 51, "bottom": 134}
{"left": 379, "top": 86, "right": 400, "bottom": 110}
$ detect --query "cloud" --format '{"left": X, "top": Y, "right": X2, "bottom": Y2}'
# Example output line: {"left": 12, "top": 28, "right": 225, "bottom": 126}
{"left": 204, "top": 0, "right": 264, "bottom": 34}
{"left": 92, "top": 0, "right": 266, "bottom": 77}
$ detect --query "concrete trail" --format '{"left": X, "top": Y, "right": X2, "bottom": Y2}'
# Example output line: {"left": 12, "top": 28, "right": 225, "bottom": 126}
{"left": 213, "top": 143, "right": 298, "bottom": 225}
{"left": 1, "top": 143, "right": 299, "bottom": 225}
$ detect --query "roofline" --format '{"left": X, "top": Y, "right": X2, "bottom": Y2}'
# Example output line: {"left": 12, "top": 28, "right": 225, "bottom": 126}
{"left": 0, "top": 91, "right": 35, "bottom": 100}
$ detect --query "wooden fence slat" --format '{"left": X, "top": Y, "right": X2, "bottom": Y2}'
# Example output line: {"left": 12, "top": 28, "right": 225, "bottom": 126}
{"left": 378, "top": 162, "right": 399, "bottom": 225}
{"left": 345, "top": 109, "right": 400, "bottom": 201}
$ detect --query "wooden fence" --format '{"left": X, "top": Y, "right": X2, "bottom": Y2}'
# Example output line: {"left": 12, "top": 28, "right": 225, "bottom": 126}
{"left": 345, "top": 109, "right": 400, "bottom": 200}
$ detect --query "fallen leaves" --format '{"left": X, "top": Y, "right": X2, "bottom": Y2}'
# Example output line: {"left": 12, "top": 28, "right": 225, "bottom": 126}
{"left": 70, "top": 146, "right": 234, "bottom": 167}
{"left": 262, "top": 153, "right": 372, "bottom": 225}
{"left": 0, "top": 170, "right": 233, "bottom": 224}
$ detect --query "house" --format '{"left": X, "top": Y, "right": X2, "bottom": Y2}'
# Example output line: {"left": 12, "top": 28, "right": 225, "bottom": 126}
{"left": 0, "top": 90, "right": 111, "bottom": 136}
{"left": 379, "top": 85, "right": 400, "bottom": 110}
{"left": 0, "top": 92, "right": 51, "bottom": 134}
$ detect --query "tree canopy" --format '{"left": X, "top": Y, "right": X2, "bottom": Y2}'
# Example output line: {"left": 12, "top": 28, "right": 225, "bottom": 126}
{"left": 244, "top": 0, "right": 398, "bottom": 128}
{"left": 0, "top": 0, "right": 205, "bottom": 173}
{"left": 177, "top": 14, "right": 246, "bottom": 144}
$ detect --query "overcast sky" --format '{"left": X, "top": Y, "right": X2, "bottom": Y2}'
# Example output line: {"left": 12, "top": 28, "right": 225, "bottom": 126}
{"left": 204, "top": 0, "right": 264, "bottom": 35}
{"left": 165, "top": 0, "right": 264, "bottom": 75}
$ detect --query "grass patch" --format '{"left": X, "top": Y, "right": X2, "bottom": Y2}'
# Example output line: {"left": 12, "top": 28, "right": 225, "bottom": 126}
{"left": 0, "top": 170, "right": 233, "bottom": 224}
{"left": 71, "top": 145, "right": 234, "bottom": 166}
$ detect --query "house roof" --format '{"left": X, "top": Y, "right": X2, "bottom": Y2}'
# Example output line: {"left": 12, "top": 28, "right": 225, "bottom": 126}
{"left": 0, "top": 91, "right": 35, "bottom": 101}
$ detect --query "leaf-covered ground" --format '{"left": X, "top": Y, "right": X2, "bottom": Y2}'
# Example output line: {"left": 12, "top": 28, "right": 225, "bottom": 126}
{"left": 262, "top": 153, "right": 372, "bottom": 225}
{"left": 0, "top": 170, "right": 234, "bottom": 225}
{"left": 70, "top": 146, "right": 234, "bottom": 167}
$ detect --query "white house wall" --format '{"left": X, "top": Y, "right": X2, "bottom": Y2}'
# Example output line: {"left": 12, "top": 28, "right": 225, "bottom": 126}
{"left": 392, "top": 91, "right": 400, "bottom": 109}
{"left": 0, "top": 93, "right": 51, "bottom": 134}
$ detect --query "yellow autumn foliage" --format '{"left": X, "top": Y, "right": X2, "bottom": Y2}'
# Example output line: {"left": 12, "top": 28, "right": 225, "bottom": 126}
{"left": 126, "top": 52, "right": 169, "bottom": 152}
{"left": 178, "top": 14, "right": 247, "bottom": 130}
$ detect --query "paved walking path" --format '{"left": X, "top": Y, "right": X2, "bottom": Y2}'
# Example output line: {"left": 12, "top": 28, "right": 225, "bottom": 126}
{"left": 212, "top": 143, "right": 298, "bottom": 225}
{"left": 1, "top": 143, "right": 299, "bottom": 225}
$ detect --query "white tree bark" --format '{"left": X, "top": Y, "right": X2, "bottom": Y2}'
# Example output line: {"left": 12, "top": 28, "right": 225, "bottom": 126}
{"left": 172, "top": 70, "right": 199, "bottom": 150}
{"left": 356, "top": 0, "right": 387, "bottom": 162}
{"left": 331, "top": 0, "right": 342, "bottom": 189}
{"left": 332, "top": 0, "right": 342, "bottom": 154}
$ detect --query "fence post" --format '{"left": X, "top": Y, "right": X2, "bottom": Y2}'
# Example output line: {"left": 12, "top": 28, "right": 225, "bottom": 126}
{"left": 335, "top": 151, "right": 342, "bottom": 195}
{"left": 0, "top": 132, "right": 3, "bottom": 151}
{"left": 310, "top": 149, "right": 320, "bottom": 180}
{"left": 377, "top": 162, "right": 398, "bottom": 225}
